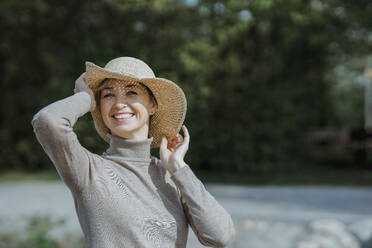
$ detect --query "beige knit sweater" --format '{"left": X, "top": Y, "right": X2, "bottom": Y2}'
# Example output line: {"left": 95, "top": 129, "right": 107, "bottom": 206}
{"left": 31, "top": 92, "right": 235, "bottom": 247}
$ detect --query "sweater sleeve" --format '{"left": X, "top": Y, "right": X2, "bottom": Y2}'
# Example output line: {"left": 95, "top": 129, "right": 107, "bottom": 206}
{"left": 170, "top": 165, "right": 236, "bottom": 247}
{"left": 31, "top": 92, "right": 95, "bottom": 193}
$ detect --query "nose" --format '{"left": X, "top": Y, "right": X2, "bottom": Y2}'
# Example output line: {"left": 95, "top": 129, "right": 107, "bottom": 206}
{"left": 113, "top": 97, "right": 129, "bottom": 109}
{"left": 114, "top": 101, "right": 128, "bottom": 109}
{"left": 113, "top": 102, "right": 127, "bottom": 109}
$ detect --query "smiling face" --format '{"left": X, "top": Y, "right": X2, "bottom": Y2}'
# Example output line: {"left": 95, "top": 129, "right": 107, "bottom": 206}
{"left": 98, "top": 79, "right": 157, "bottom": 141}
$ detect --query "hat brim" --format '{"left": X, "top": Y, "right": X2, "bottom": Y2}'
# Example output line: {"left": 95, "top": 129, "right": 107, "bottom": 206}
{"left": 85, "top": 61, "right": 187, "bottom": 148}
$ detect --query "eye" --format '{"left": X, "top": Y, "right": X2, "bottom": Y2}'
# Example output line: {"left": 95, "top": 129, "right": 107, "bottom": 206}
{"left": 103, "top": 93, "right": 115, "bottom": 98}
{"left": 126, "top": 91, "right": 138, "bottom": 96}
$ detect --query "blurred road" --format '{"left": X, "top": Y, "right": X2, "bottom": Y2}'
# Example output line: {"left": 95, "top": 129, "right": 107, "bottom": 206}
{"left": 1, "top": 182, "right": 372, "bottom": 247}
{"left": 208, "top": 184, "right": 372, "bottom": 224}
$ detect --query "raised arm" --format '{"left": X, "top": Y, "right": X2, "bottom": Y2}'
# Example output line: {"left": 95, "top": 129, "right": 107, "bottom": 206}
{"left": 160, "top": 126, "right": 235, "bottom": 247}
{"left": 31, "top": 73, "right": 97, "bottom": 192}
{"left": 171, "top": 165, "right": 235, "bottom": 247}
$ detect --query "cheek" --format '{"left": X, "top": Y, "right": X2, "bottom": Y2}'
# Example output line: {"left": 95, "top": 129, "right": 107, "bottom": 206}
{"left": 132, "top": 102, "right": 150, "bottom": 117}
{"left": 138, "top": 95, "right": 153, "bottom": 111}
{"left": 100, "top": 101, "right": 111, "bottom": 117}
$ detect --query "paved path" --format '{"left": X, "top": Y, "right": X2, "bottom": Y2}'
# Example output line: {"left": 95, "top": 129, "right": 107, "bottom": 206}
{"left": 209, "top": 184, "right": 372, "bottom": 224}
{"left": 1, "top": 182, "right": 372, "bottom": 247}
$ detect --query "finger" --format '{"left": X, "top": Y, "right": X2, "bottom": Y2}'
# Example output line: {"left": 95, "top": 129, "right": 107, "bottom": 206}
{"left": 181, "top": 125, "right": 190, "bottom": 145}
{"left": 171, "top": 135, "right": 181, "bottom": 147}
{"left": 169, "top": 131, "right": 185, "bottom": 154}
{"left": 160, "top": 138, "right": 172, "bottom": 165}
{"left": 175, "top": 134, "right": 183, "bottom": 147}
{"left": 177, "top": 133, "right": 183, "bottom": 143}
{"left": 160, "top": 136, "right": 168, "bottom": 148}
{"left": 160, "top": 137, "right": 168, "bottom": 156}
{"left": 170, "top": 135, "right": 183, "bottom": 151}
{"left": 168, "top": 137, "right": 176, "bottom": 148}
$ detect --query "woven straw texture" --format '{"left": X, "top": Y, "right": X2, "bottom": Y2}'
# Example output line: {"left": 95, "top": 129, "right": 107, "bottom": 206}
{"left": 85, "top": 57, "right": 187, "bottom": 148}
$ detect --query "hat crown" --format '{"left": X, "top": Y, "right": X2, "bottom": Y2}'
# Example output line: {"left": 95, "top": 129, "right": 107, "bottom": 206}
{"left": 104, "top": 57, "right": 156, "bottom": 79}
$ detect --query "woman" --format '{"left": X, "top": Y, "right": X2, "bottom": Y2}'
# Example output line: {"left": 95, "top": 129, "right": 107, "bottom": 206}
{"left": 31, "top": 57, "right": 235, "bottom": 247}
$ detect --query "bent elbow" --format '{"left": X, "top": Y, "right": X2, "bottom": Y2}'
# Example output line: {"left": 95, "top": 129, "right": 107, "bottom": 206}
{"left": 199, "top": 219, "right": 236, "bottom": 247}
{"left": 201, "top": 232, "right": 234, "bottom": 247}
{"left": 32, "top": 110, "right": 51, "bottom": 128}
{"left": 31, "top": 110, "right": 60, "bottom": 132}
{"left": 215, "top": 224, "right": 235, "bottom": 247}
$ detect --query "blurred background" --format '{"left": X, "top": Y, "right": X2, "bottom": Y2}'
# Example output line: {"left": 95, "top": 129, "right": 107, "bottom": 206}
{"left": 1, "top": 0, "right": 372, "bottom": 247}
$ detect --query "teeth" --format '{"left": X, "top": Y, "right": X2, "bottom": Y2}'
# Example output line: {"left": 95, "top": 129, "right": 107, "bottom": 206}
{"left": 113, "top": 113, "right": 134, "bottom": 119}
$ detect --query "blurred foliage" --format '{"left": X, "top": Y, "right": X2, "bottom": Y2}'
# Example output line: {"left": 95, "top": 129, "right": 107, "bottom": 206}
{"left": 0, "top": 0, "right": 371, "bottom": 172}
{"left": 0, "top": 215, "right": 83, "bottom": 248}
{"left": 0, "top": 170, "right": 59, "bottom": 182}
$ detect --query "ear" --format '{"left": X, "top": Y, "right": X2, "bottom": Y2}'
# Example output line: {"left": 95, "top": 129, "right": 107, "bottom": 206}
{"left": 149, "top": 102, "right": 158, "bottom": 116}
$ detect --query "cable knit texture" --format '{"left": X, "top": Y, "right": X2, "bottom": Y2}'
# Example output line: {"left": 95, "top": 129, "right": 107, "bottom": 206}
{"left": 31, "top": 92, "right": 235, "bottom": 247}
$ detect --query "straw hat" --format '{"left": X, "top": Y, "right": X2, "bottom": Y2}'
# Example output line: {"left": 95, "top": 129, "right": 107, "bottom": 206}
{"left": 84, "top": 57, "right": 187, "bottom": 148}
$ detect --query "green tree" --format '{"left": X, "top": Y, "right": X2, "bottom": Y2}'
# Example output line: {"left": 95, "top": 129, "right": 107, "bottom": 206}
{"left": 0, "top": 0, "right": 370, "bottom": 172}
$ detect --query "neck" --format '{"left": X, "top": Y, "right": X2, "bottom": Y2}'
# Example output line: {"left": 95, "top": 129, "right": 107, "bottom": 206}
{"left": 105, "top": 133, "right": 153, "bottom": 159}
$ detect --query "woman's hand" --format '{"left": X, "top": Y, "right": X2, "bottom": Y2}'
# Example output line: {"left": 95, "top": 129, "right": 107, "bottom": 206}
{"left": 74, "top": 72, "right": 96, "bottom": 112}
{"left": 160, "top": 125, "right": 190, "bottom": 175}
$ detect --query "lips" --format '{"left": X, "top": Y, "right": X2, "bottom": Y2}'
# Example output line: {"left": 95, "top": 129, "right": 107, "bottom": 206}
{"left": 112, "top": 112, "right": 135, "bottom": 120}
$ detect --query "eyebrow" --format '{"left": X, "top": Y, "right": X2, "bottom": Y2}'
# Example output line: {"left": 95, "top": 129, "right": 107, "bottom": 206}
{"left": 100, "top": 84, "right": 138, "bottom": 90}
{"left": 100, "top": 86, "right": 113, "bottom": 91}
{"left": 124, "top": 84, "right": 138, "bottom": 88}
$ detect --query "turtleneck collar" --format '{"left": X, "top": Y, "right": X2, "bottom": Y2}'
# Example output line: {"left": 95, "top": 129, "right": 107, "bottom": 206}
{"left": 104, "top": 133, "right": 153, "bottom": 160}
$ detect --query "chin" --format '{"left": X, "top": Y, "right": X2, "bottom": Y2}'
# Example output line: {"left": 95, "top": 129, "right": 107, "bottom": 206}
{"left": 113, "top": 125, "right": 148, "bottom": 138}
{"left": 113, "top": 127, "right": 135, "bottom": 137}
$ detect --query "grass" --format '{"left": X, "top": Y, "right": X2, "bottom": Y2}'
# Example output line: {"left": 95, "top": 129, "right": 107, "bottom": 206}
{"left": 1, "top": 166, "right": 372, "bottom": 186}
{"left": 0, "top": 170, "right": 60, "bottom": 182}
{"left": 0, "top": 215, "right": 84, "bottom": 248}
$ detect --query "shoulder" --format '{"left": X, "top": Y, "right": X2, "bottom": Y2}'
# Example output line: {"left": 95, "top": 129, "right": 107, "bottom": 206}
{"left": 81, "top": 147, "right": 107, "bottom": 164}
